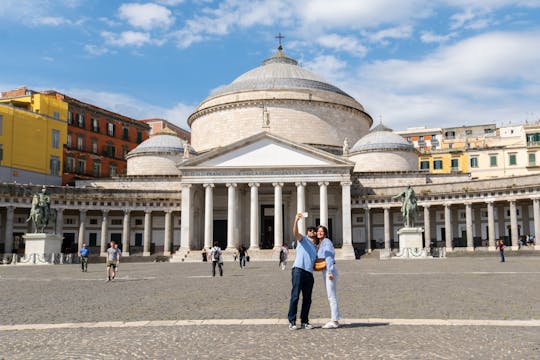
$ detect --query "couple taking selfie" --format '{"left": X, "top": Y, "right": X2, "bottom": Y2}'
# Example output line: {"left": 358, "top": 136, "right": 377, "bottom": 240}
{"left": 288, "top": 212, "right": 341, "bottom": 330}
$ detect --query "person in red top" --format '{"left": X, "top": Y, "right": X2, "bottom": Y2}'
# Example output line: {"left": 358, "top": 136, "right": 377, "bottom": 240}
{"left": 498, "top": 240, "right": 505, "bottom": 262}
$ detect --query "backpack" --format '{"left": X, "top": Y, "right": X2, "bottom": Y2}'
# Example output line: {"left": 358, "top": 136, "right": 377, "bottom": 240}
{"left": 213, "top": 248, "right": 221, "bottom": 261}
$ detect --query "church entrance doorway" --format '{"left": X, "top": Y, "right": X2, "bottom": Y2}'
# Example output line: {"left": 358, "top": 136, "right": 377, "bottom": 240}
{"left": 213, "top": 220, "right": 227, "bottom": 249}
{"left": 260, "top": 205, "right": 284, "bottom": 249}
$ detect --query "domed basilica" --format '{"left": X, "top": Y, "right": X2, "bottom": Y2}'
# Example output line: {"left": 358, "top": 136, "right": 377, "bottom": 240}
{"left": 2, "top": 45, "right": 540, "bottom": 260}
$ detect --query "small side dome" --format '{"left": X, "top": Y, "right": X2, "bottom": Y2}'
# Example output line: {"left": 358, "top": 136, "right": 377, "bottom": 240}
{"left": 349, "top": 124, "right": 418, "bottom": 172}
{"left": 126, "top": 128, "right": 192, "bottom": 176}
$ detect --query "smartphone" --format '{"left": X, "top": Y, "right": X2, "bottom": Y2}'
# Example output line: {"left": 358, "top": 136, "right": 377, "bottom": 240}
{"left": 302, "top": 212, "right": 308, "bottom": 218}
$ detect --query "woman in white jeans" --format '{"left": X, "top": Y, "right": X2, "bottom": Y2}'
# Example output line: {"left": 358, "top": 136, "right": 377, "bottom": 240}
{"left": 316, "top": 225, "right": 341, "bottom": 329}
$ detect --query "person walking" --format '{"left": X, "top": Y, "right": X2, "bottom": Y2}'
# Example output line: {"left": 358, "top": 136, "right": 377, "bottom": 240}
{"left": 239, "top": 246, "right": 248, "bottom": 269}
{"left": 498, "top": 240, "right": 505, "bottom": 262}
{"left": 279, "top": 243, "right": 288, "bottom": 270}
{"left": 106, "top": 241, "right": 119, "bottom": 281}
{"left": 287, "top": 213, "right": 317, "bottom": 330}
{"left": 316, "top": 225, "right": 341, "bottom": 329}
{"left": 79, "top": 243, "right": 89, "bottom": 272}
{"left": 210, "top": 242, "right": 223, "bottom": 277}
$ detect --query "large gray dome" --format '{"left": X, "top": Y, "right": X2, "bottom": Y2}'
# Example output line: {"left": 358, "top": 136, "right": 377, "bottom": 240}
{"left": 351, "top": 124, "right": 415, "bottom": 153}
{"left": 212, "top": 51, "right": 353, "bottom": 98}
{"left": 127, "top": 129, "right": 186, "bottom": 157}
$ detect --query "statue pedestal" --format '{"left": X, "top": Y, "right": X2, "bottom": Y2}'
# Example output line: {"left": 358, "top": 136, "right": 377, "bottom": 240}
{"left": 20, "top": 233, "right": 63, "bottom": 265}
{"left": 393, "top": 227, "right": 431, "bottom": 259}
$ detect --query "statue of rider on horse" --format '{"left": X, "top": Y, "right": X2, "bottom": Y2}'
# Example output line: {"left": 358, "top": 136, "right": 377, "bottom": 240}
{"left": 392, "top": 185, "right": 418, "bottom": 228}
{"left": 26, "top": 186, "right": 56, "bottom": 233}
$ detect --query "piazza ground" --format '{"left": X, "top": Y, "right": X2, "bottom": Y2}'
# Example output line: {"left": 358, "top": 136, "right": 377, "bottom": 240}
{"left": 1, "top": 257, "right": 539, "bottom": 359}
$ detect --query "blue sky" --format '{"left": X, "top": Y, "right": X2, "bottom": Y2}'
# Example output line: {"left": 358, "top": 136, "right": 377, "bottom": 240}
{"left": 1, "top": 0, "right": 540, "bottom": 131}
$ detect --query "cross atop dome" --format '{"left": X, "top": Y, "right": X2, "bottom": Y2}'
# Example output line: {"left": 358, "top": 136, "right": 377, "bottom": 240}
{"left": 275, "top": 32, "right": 285, "bottom": 51}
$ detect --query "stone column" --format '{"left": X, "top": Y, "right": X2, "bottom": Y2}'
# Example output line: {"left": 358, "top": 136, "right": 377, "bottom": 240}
{"left": 444, "top": 203, "right": 452, "bottom": 251}
{"left": 4, "top": 206, "right": 14, "bottom": 254}
{"left": 423, "top": 205, "right": 431, "bottom": 248}
{"left": 534, "top": 198, "right": 540, "bottom": 250}
{"left": 273, "top": 182, "right": 283, "bottom": 249}
{"left": 164, "top": 210, "right": 173, "bottom": 256}
{"left": 296, "top": 182, "right": 306, "bottom": 234}
{"left": 364, "top": 206, "right": 371, "bottom": 253}
{"left": 341, "top": 181, "right": 355, "bottom": 259}
{"left": 180, "top": 184, "right": 192, "bottom": 251}
{"left": 100, "top": 210, "right": 109, "bottom": 256}
{"left": 203, "top": 183, "right": 214, "bottom": 250}
{"left": 78, "top": 210, "right": 87, "bottom": 252}
{"left": 509, "top": 200, "right": 518, "bottom": 250}
{"left": 122, "top": 210, "right": 131, "bottom": 256}
{"left": 143, "top": 210, "right": 152, "bottom": 256}
{"left": 384, "top": 206, "right": 391, "bottom": 249}
{"left": 487, "top": 201, "right": 496, "bottom": 251}
{"left": 319, "top": 181, "right": 329, "bottom": 227}
{"left": 465, "top": 202, "right": 474, "bottom": 251}
{"left": 55, "top": 207, "right": 64, "bottom": 236}
{"left": 249, "top": 183, "right": 260, "bottom": 250}
{"left": 226, "top": 183, "right": 237, "bottom": 250}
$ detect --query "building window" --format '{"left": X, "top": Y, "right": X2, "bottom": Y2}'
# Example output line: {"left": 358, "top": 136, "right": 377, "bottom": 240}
{"left": 137, "top": 131, "right": 143, "bottom": 143}
{"left": 418, "top": 135, "right": 424, "bottom": 142}
{"left": 89, "top": 233, "right": 97, "bottom": 247}
{"left": 92, "top": 139, "right": 98, "bottom": 154}
{"left": 53, "top": 111, "right": 60, "bottom": 119}
{"left": 92, "top": 161, "right": 101, "bottom": 177}
{"left": 451, "top": 158, "right": 459, "bottom": 170}
{"left": 509, "top": 154, "right": 517, "bottom": 166}
{"left": 135, "top": 219, "right": 143, "bottom": 226}
{"left": 107, "top": 123, "right": 115, "bottom": 137}
{"left": 65, "top": 157, "right": 74, "bottom": 172}
{"left": 106, "top": 143, "right": 116, "bottom": 158}
{"left": 90, "top": 218, "right": 98, "bottom": 225}
{"left": 52, "top": 129, "right": 60, "bottom": 149}
{"left": 448, "top": 143, "right": 453, "bottom": 149}
{"left": 77, "top": 113, "right": 85, "bottom": 128}
{"left": 135, "top": 233, "right": 143, "bottom": 246}
{"left": 529, "top": 153, "right": 536, "bottom": 166}
{"left": 50, "top": 156, "right": 60, "bottom": 176}
{"left": 0, "top": 144, "right": 3, "bottom": 163}
{"left": 433, "top": 160, "right": 443, "bottom": 170}
{"left": 490, "top": 155, "right": 498, "bottom": 167}
{"left": 111, "top": 219, "right": 122, "bottom": 226}
{"left": 92, "top": 118, "right": 99, "bottom": 132}
{"left": 109, "top": 164, "right": 117, "bottom": 177}
{"left": 77, "top": 135, "right": 85, "bottom": 151}
{"left": 123, "top": 127, "right": 129, "bottom": 140}
{"left": 77, "top": 159, "right": 86, "bottom": 173}
{"left": 122, "top": 145, "right": 129, "bottom": 157}
{"left": 470, "top": 157, "right": 479, "bottom": 168}
{"left": 0, "top": 114, "right": 3, "bottom": 135}
{"left": 465, "top": 129, "right": 472, "bottom": 135}
{"left": 68, "top": 112, "right": 73, "bottom": 125}
{"left": 420, "top": 160, "right": 430, "bottom": 170}
{"left": 445, "top": 131, "right": 455, "bottom": 139}
{"left": 67, "top": 133, "right": 72, "bottom": 148}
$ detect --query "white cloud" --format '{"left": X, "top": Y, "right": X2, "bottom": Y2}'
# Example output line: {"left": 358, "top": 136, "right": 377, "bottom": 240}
{"left": 364, "top": 25, "right": 413, "bottom": 44}
{"left": 118, "top": 3, "right": 175, "bottom": 30}
{"left": 33, "top": 16, "right": 69, "bottom": 26}
{"left": 101, "top": 31, "right": 153, "bottom": 47}
{"left": 420, "top": 31, "right": 458, "bottom": 44}
{"left": 316, "top": 34, "right": 367, "bottom": 57}
{"left": 84, "top": 44, "right": 110, "bottom": 56}
{"left": 156, "top": 0, "right": 185, "bottom": 6}
{"left": 304, "top": 55, "right": 348, "bottom": 82}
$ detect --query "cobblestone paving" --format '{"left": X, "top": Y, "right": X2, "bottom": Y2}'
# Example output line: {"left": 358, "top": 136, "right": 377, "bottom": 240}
{"left": 0, "top": 257, "right": 539, "bottom": 359}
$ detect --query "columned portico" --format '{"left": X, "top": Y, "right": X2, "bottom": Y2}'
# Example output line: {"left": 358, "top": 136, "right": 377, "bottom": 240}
{"left": 423, "top": 205, "right": 431, "bottom": 248}
{"left": 4, "top": 206, "right": 14, "bottom": 254}
{"left": 180, "top": 184, "right": 192, "bottom": 251}
{"left": 534, "top": 198, "right": 540, "bottom": 250}
{"left": 319, "top": 181, "right": 329, "bottom": 227}
{"left": 509, "top": 200, "right": 518, "bottom": 250}
{"left": 226, "top": 183, "right": 237, "bottom": 250}
{"left": 143, "top": 210, "right": 152, "bottom": 256}
{"left": 465, "top": 202, "right": 474, "bottom": 251}
{"left": 444, "top": 203, "right": 452, "bottom": 252}
{"left": 122, "top": 209, "right": 131, "bottom": 256}
{"left": 55, "top": 207, "right": 64, "bottom": 237}
{"left": 273, "top": 182, "right": 283, "bottom": 249}
{"left": 341, "top": 180, "right": 354, "bottom": 259}
{"left": 78, "top": 210, "right": 87, "bottom": 252}
{"left": 164, "top": 210, "right": 173, "bottom": 256}
{"left": 296, "top": 182, "right": 306, "bottom": 235}
{"left": 383, "top": 206, "right": 390, "bottom": 249}
{"left": 249, "top": 183, "right": 260, "bottom": 250}
{"left": 364, "top": 206, "right": 371, "bottom": 253}
{"left": 487, "top": 201, "right": 496, "bottom": 251}
{"left": 203, "top": 183, "right": 214, "bottom": 250}
{"left": 100, "top": 210, "right": 109, "bottom": 256}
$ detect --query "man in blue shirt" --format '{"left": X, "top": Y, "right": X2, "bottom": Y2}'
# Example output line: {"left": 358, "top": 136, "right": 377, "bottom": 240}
{"left": 287, "top": 213, "right": 317, "bottom": 330}
{"left": 79, "top": 243, "right": 89, "bottom": 272}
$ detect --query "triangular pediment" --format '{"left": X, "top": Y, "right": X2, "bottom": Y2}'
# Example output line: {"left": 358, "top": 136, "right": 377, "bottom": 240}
{"left": 181, "top": 132, "right": 352, "bottom": 169}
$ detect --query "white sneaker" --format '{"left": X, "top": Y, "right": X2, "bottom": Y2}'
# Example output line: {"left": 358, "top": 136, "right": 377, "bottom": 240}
{"left": 322, "top": 321, "right": 339, "bottom": 329}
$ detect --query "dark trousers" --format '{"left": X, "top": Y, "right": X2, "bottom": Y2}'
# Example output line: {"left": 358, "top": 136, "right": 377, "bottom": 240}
{"left": 212, "top": 261, "right": 223, "bottom": 276}
{"left": 239, "top": 256, "right": 246, "bottom": 268}
{"left": 287, "top": 267, "right": 314, "bottom": 324}
{"left": 500, "top": 251, "right": 505, "bottom": 262}
{"left": 80, "top": 257, "right": 88, "bottom": 271}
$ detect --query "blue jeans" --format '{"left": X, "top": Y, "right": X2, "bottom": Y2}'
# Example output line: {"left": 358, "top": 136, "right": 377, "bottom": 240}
{"left": 239, "top": 256, "right": 246, "bottom": 268}
{"left": 322, "top": 269, "right": 341, "bottom": 321}
{"left": 287, "top": 267, "right": 314, "bottom": 324}
{"left": 500, "top": 251, "right": 505, "bottom": 262}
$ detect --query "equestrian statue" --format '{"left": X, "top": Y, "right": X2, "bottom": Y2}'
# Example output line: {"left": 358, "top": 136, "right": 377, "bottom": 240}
{"left": 26, "top": 186, "right": 56, "bottom": 233}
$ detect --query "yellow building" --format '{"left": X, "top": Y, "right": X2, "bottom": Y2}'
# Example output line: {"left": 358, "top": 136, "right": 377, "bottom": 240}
{"left": 419, "top": 150, "right": 469, "bottom": 174}
{"left": 0, "top": 95, "right": 67, "bottom": 185}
